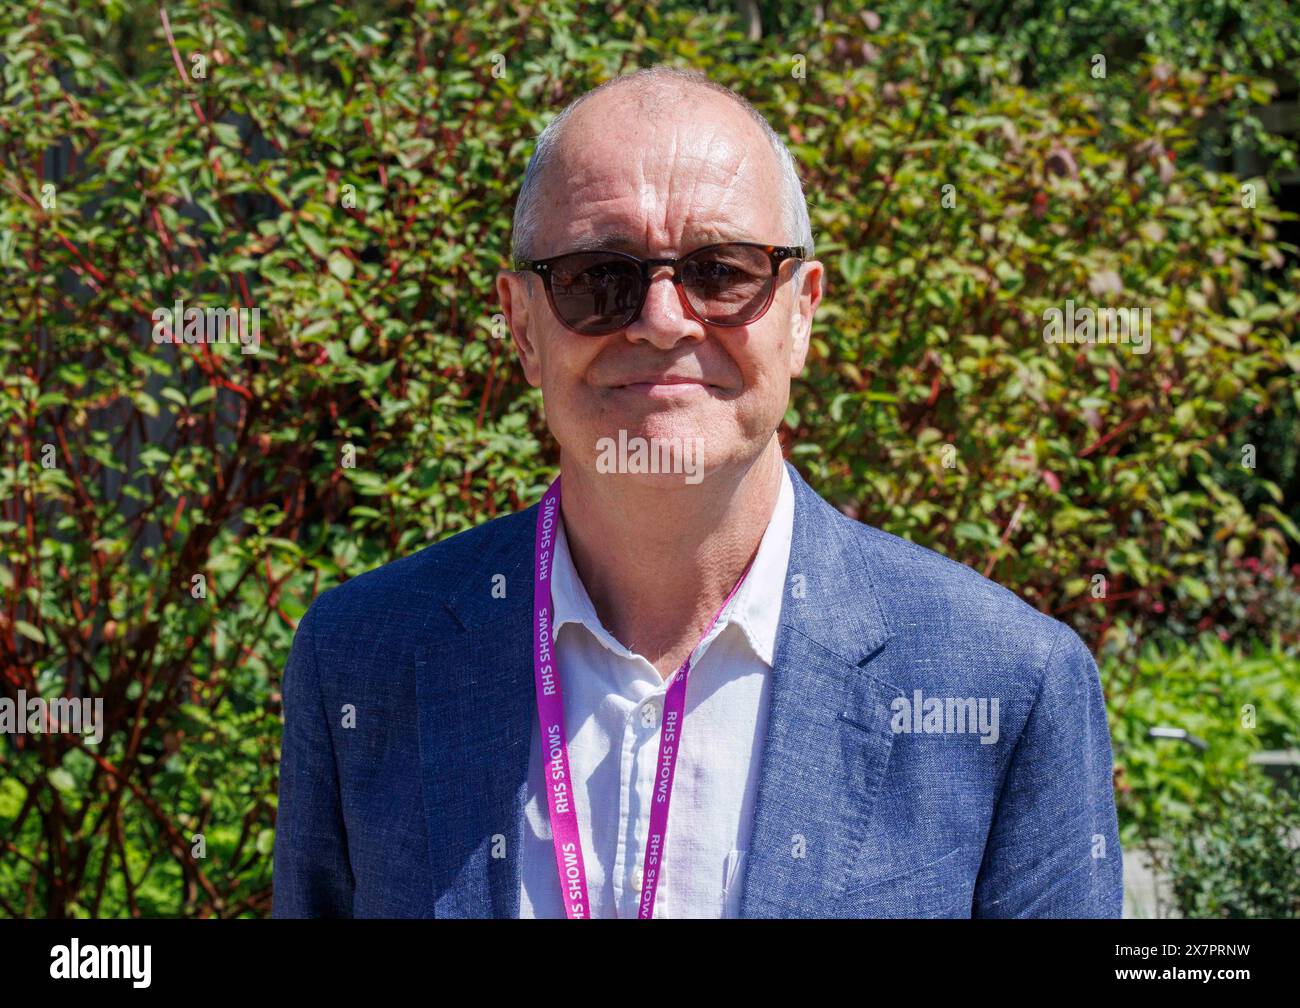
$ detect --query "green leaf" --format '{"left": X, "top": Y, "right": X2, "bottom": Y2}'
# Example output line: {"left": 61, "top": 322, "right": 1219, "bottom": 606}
{"left": 328, "top": 251, "right": 354, "bottom": 281}
{"left": 298, "top": 223, "right": 328, "bottom": 259}
{"left": 1178, "top": 577, "right": 1211, "bottom": 606}
{"left": 14, "top": 620, "right": 44, "bottom": 644}
{"left": 0, "top": 777, "right": 26, "bottom": 818}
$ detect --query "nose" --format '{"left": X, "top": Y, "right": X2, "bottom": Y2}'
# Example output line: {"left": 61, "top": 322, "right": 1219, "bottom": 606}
{"left": 626, "top": 265, "right": 704, "bottom": 348}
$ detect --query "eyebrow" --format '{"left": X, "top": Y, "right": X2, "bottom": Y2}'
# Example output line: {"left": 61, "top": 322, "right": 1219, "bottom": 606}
{"left": 572, "top": 234, "right": 638, "bottom": 253}
{"left": 566, "top": 232, "right": 741, "bottom": 254}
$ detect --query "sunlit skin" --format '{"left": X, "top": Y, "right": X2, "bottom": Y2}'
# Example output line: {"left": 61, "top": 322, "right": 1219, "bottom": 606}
{"left": 497, "top": 82, "right": 823, "bottom": 677}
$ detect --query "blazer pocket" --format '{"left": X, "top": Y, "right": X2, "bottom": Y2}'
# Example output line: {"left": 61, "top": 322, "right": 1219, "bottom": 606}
{"left": 842, "top": 845, "right": 964, "bottom": 899}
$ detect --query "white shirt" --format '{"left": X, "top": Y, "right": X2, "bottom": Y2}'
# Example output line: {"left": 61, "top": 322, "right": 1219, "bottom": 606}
{"left": 519, "top": 464, "right": 795, "bottom": 918}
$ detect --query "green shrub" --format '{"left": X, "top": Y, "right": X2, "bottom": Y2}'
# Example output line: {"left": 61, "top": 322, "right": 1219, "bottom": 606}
{"left": 1106, "top": 635, "right": 1300, "bottom": 846}
{"left": 786, "top": 40, "right": 1299, "bottom": 662}
{"left": 1157, "top": 773, "right": 1300, "bottom": 918}
{"left": 1153, "top": 553, "right": 1300, "bottom": 654}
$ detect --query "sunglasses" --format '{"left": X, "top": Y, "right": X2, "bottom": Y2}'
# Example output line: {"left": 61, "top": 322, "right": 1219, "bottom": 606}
{"left": 511, "top": 241, "right": 805, "bottom": 336}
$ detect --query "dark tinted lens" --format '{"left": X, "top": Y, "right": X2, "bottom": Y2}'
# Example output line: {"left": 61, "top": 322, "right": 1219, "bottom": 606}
{"left": 681, "top": 244, "right": 773, "bottom": 324}
{"left": 548, "top": 253, "right": 642, "bottom": 334}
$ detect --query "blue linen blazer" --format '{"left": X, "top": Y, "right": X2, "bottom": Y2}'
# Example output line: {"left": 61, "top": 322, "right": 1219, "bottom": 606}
{"left": 272, "top": 460, "right": 1123, "bottom": 918}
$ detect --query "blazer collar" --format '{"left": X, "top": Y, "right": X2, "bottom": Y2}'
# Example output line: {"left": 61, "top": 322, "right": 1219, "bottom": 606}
{"left": 419, "top": 503, "right": 535, "bottom": 918}
{"left": 770, "top": 459, "right": 890, "bottom": 663}
{"left": 738, "top": 462, "right": 899, "bottom": 916}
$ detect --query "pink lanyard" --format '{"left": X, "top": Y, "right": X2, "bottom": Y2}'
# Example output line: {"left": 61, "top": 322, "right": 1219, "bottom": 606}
{"left": 531, "top": 475, "right": 754, "bottom": 919}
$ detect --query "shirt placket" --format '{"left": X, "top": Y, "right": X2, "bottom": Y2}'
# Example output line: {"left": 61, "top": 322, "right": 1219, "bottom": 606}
{"left": 614, "top": 672, "right": 667, "bottom": 918}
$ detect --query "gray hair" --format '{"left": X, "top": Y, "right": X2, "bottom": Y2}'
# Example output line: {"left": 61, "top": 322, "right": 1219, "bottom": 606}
{"left": 510, "top": 67, "right": 815, "bottom": 272}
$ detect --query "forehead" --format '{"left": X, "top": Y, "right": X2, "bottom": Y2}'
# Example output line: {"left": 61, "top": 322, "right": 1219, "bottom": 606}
{"left": 536, "top": 85, "right": 786, "bottom": 257}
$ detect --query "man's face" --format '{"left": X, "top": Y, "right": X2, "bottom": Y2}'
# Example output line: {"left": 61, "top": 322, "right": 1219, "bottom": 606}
{"left": 498, "top": 86, "right": 822, "bottom": 486}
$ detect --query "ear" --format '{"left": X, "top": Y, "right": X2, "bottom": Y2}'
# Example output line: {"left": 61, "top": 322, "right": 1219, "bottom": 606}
{"left": 787, "top": 259, "right": 823, "bottom": 377}
{"left": 496, "top": 270, "right": 543, "bottom": 387}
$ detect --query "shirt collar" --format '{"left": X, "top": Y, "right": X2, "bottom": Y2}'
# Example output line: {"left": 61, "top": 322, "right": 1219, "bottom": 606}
{"left": 549, "top": 464, "right": 795, "bottom": 668}
{"left": 726, "top": 462, "right": 795, "bottom": 666}
{"left": 550, "top": 512, "right": 620, "bottom": 651}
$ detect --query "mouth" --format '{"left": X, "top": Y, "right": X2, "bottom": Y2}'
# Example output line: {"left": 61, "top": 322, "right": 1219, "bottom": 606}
{"left": 613, "top": 380, "right": 719, "bottom": 398}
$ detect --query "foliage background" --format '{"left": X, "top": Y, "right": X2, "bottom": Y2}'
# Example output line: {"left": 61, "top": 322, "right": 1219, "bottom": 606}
{"left": 1, "top": 0, "right": 1297, "bottom": 916}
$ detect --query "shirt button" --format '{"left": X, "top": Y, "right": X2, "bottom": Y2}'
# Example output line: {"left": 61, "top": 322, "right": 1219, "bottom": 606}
{"left": 639, "top": 703, "right": 658, "bottom": 728}
{"left": 630, "top": 866, "right": 644, "bottom": 892}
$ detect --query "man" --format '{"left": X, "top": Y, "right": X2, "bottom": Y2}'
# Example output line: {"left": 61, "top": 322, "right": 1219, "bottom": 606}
{"left": 273, "top": 66, "right": 1123, "bottom": 918}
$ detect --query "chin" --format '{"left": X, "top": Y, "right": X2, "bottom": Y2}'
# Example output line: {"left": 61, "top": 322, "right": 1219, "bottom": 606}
{"left": 583, "top": 422, "right": 723, "bottom": 488}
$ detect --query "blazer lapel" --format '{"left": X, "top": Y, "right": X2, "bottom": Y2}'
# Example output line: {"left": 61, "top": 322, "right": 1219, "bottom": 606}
{"left": 418, "top": 504, "right": 538, "bottom": 919}
{"left": 739, "top": 462, "right": 899, "bottom": 917}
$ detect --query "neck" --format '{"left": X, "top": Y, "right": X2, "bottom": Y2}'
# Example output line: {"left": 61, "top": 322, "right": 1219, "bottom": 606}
{"left": 557, "top": 435, "right": 785, "bottom": 679}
